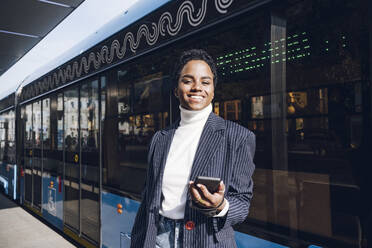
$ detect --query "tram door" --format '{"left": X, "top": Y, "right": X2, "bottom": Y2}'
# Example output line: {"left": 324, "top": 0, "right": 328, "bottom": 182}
{"left": 80, "top": 80, "right": 100, "bottom": 243}
{"left": 23, "top": 102, "right": 42, "bottom": 210}
{"left": 63, "top": 78, "right": 100, "bottom": 244}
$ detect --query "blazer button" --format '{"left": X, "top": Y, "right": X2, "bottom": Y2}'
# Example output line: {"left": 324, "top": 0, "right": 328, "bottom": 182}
{"left": 185, "top": 221, "right": 195, "bottom": 230}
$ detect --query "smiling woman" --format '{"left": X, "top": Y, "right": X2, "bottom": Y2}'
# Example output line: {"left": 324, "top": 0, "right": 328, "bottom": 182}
{"left": 175, "top": 59, "right": 215, "bottom": 111}
{"left": 130, "top": 49, "right": 256, "bottom": 247}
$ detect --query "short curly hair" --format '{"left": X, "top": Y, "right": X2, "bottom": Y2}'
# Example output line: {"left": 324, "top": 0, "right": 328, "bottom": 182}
{"left": 172, "top": 49, "right": 217, "bottom": 89}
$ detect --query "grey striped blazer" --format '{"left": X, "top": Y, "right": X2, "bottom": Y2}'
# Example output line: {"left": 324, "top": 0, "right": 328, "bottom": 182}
{"left": 131, "top": 113, "right": 256, "bottom": 248}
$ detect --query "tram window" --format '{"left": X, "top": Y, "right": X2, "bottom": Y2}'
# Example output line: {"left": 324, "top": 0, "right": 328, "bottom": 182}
{"left": 64, "top": 89, "right": 79, "bottom": 152}
{"left": 6, "top": 110, "right": 15, "bottom": 164}
{"left": 80, "top": 80, "right": 99, "bottom": 151}
{"left": 42, "top": 98, "right": 50, "bottom": 149}
{"left": 101, "top": 76, "right": 106, "bottom": 121}
{"left": 32, "top": 101, "right": 41, "bottom": 148}
{"left": 57, "top": 93, "right": 64, "bottom": 150}
{"left": 103, "top": 63, "right": 170, "bottom": 196}
{"left": 134, "top": 72, "right": 164, "bottom": 113}
{"left": 25, "top": 104, "right": 33, "bottom": 148}
{"left": 8, "top": 110, "right": 15, "bottom": 142}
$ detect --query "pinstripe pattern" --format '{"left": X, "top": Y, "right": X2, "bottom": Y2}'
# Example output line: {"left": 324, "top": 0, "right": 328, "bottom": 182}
{"left": 131, "top": 113, "right": 255, "bottom": 248}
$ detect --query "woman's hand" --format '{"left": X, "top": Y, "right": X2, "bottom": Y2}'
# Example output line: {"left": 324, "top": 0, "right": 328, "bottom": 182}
{"left": 189, "top": 180, "right": 226, "bottom": 212}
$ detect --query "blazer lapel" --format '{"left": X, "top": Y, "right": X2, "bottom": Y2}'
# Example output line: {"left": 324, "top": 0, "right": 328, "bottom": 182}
{"left": 189, "top": 113, "right": 226, "bottom": 180}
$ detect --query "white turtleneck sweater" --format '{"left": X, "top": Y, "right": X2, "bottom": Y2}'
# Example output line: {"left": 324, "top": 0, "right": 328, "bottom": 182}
{"left": 159, "top": 104, "right": 229, "bottom": 219}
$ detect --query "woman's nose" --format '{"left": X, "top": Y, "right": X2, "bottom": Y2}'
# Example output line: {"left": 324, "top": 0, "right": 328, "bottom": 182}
{"left": 192, "top": 81, "right": 202, "bottom": 91}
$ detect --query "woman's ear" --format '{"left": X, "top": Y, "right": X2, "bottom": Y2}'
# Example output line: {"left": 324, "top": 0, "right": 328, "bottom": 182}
{"left": 174, "top": 88, "right": 179, "bottom": 98}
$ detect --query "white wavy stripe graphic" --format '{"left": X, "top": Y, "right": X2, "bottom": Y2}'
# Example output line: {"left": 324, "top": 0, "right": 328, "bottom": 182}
{"left": 137, "top": 23, "right": 159, "bottom": 46}
{"left": 158, "top": 12, "right": 173, "bottom": 36}
{"left": 215, "top": 0, "right": 233, "bottom": 13}
{"left": 24, "top": 0, "right": 235, "bottom": 100}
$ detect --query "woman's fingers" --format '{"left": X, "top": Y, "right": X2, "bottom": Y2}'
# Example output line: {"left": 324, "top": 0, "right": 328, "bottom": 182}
{"left": 214, "top": 181, "right": 225, "bottom": 196}
{"left": 196, "top": 183, "right": 213, "bottom": 199}
{"left": 189, "top": 181, "right": 224, "bottom": 207}
{"left": 189, "top": 182, "right": 202, "bottom": 201}
{"left": 189, "top": 182, "right": 212, "bottom": 207}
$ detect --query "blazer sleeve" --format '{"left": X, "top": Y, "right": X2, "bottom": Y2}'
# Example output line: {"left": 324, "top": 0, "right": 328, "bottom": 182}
{"left": 213, "top": 131, "right": 256, "bottom": 231}
{"left": 130, "top": 132, "right": 160, "bottom": 248}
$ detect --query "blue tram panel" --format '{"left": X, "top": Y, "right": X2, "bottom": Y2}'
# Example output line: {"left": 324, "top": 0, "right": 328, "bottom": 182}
{"left": 101, "top": 191, "right": 140, "bottom": 248}
{"left": 101, "top": 191, "right": 292, "bottom": 248}
{"left": 42, "top": 175, "right": 64, "bottom": 230}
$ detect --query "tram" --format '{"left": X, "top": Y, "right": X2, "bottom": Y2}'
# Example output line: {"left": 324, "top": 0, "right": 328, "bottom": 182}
{"left": 0, "top": 0, "right": 371, "bottom": 247}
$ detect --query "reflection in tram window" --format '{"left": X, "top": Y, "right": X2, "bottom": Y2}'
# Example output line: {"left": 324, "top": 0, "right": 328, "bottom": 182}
{"left": 251, "top": 96, "right": 264, "bottom": 119}
{"left": 80, "top": 81, "right": 99, "bottom": 151}
{"left": 42, "top": 98, "right": 50, "bottom": 149}
{"left": 103, "top": 65, "right": 169, "bottom": 196}
{"left": 33, "top": 101, "right": 41, "bottom": 148}
{"left": 43, "top": 95, "right": 62, "bottom": 175}
{"left": 25, "top": 104, "right": 32, "bottom": 148}
{"left": 134, "top": 72, "right": 163, "bottom": 113}
{"left": 64, "top": 90, "right": 79, "bottom": 152}
{"left": 57, "top": 94, "right": 63, "bottom": 150}
{"left": 101, "top": 76, "right": 106, "bottom": 121}
{"left": 225, "top": 100, "right": 241, "bottom": 122}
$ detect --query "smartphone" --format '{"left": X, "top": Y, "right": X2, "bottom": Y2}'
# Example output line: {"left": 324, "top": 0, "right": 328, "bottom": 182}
{"left": 194, "top": 176, "right": 221, "bottom": 194}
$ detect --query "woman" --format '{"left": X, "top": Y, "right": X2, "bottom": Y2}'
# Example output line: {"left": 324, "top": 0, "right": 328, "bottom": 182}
{"left": 131, "top": 49, "right": 255, "bottom": 248}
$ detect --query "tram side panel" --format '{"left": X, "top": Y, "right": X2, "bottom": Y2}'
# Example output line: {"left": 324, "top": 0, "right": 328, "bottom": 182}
{"left": 42, "top": 173, "right": 64, "bottom": 230}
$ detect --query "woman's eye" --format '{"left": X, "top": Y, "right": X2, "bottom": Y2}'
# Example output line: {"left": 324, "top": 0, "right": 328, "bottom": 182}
{"left": 202, "top": 81, "right": 210, "bottom": 85}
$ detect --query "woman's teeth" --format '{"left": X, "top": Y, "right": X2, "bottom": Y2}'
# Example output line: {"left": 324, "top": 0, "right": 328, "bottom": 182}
{"left": 190, "top": 96, "right": 203, "bottom": 99}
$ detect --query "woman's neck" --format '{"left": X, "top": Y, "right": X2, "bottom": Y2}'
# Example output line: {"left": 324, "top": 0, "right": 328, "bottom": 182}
{"left": 179, "top": 104, "right": 212, "bottom": 126}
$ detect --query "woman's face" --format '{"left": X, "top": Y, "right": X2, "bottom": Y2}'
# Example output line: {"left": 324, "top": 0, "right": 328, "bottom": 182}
{"left": 175, "top": 60, "right": 215, "bottom": 111}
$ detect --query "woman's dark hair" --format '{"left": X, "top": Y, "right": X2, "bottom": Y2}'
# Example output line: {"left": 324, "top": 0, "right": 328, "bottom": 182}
{"left": 172, "top": 49, "right": 218, "bottom": 89}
